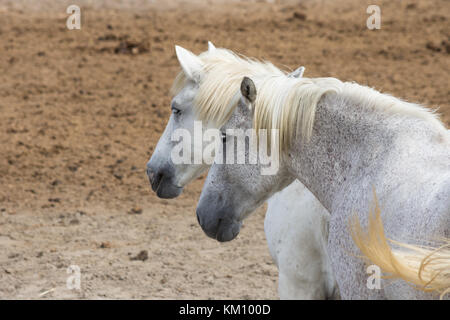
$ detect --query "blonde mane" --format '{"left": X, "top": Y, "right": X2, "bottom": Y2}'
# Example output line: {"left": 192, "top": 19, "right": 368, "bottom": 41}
{"left": 252, "top": 76, "right": 342, "bottom": 151}
{"left": 171, "top": 48, "right": 285, "bottom": 128}
{"left": 252, "top": 77, "right": 446, "bottom": 153}
{"left": 172, "top": 48, "right": 447, "bottom": 153}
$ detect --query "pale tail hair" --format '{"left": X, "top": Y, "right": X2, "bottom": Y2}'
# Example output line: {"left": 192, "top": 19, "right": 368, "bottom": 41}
{"left": 350, "top": 191, "right": 450, "bottom": 299}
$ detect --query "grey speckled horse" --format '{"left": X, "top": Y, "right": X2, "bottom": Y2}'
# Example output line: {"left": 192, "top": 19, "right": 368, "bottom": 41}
{"left": 196, "top": 75, "right": 450, "bottom": 299}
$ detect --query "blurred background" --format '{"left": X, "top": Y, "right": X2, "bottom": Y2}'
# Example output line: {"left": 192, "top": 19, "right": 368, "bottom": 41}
{"left": 0, "top": 0, "right": 448, "bottom": 298}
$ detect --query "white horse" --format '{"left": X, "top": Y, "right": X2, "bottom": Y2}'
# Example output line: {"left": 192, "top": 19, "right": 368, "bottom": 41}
{"left": 146, "top": 43, "right": 338, "bottom": 299}
{"left": 265, "top": 181, "right": 335, "bottom": 299}
{"left": 195, "top": 70, "right": 450, "bottom": 299}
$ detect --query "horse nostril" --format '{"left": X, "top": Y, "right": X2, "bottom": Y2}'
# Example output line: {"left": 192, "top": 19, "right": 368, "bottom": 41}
{"left": 147, "top": 167, "right": 155, "bottom": 184}
{"left": 146, "top": 167, "right": 164, "bottom": 192}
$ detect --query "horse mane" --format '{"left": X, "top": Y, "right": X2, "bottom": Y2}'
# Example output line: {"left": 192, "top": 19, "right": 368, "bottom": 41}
{"left": 171, "top": 48, "right": 447, "bottom": 154}
{"left": 253, "top": 76, "right": 446, "bottom": 153}
{"left": 252, "top": 76, "right": 342, "bottom": 151}
{"left": 171, "top": 48, "right": 285, "bottom": 128}
{"left": 339, "top": 82, "right": 446, "bottom": 134}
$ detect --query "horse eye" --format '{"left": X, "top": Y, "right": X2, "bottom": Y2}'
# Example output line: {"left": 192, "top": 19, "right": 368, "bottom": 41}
{"left": 172, "top": 108, "right": 181, "bottom": 115}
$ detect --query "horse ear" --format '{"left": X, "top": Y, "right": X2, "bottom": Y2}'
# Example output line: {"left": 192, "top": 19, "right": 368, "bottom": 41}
{"left": 175, "top": 45, "right": 204, "bottom": 82}
{"left": 208, "top": 41, "right": 217, "bottom": 53}
{"left": 288, "top": 66, "right": 305, "bottom": 78}
{"left": 240, "top": 77, "right": 257, "bottom": 104}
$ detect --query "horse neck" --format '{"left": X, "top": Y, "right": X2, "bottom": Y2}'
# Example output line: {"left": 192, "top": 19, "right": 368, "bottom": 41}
{"left": 284, "top": 92, "right": 447, "bottom": 213}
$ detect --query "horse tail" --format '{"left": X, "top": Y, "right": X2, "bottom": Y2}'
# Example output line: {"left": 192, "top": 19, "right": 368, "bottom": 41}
{"left": 349, "top": 191, "right": 450, "bottom": 299}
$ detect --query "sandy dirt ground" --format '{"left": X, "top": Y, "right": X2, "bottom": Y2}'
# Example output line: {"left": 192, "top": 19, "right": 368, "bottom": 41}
{"left": 0, "top": 0, "right": 449, "bottom": 299}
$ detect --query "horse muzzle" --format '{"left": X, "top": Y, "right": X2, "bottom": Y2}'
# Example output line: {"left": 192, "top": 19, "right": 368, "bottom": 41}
{"left": 196, "top": 205, "right": 242, "bottom": 242}
{"left": 146, "top": 165, "right": 183, "bottom": 199}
